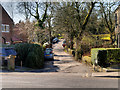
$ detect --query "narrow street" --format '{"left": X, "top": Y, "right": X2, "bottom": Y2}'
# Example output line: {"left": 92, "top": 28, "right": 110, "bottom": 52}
{"left": 44, "top": 39, "right": 92, "bottom": 76}
{"left": 1, "top": 39, "right": 119, "bottom": 88}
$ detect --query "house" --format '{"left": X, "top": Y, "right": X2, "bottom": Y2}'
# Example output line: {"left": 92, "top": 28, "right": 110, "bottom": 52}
{"left": 115, "top": 5, "right": 120, "bottom": 48}
{"left": 0, "top": 4, "right": 14, "bottom": 45}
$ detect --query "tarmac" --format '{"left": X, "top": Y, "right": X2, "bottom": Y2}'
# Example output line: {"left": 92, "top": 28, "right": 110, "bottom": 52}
{"left": 1, "top": 66, "right": 119, "bottom": 79}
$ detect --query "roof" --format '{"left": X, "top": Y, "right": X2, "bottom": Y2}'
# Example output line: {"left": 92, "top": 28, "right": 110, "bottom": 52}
{"left": 0, "top": 4, "right": 14, "bottom": 23}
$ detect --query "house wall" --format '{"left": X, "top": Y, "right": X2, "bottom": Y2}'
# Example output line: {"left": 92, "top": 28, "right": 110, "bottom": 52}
{"left": 115, "top": 6, "right": 120, "bottom": 47}
{"left": 0, "top": 5, "right": 2, "bottom": 44}
{"left": 0, "top": 5, "right": 14, "bottom": 44}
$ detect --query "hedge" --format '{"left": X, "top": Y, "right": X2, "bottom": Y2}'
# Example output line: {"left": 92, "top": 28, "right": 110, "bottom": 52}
{"left": 14, "top": 43, "right": 44, "bottom": 69}
{"left": 91, "top": 48, "right": 120, "bottom": 67}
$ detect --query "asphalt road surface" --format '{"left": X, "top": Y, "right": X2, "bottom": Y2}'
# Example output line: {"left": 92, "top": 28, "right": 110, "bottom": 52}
{"left": 1, "top": 39, "right": 119, "bottom": 88}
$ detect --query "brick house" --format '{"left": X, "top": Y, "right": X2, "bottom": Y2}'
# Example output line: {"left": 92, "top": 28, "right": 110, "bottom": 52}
{"left": 115, "top": 5, "right": 120, "bottom": 48}
{"left": 0, "top": 4, "right": 14, "bottom": 44}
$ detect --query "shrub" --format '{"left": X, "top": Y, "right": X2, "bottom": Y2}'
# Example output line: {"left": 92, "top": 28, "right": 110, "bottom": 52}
{"left": 82, "top": 56, "right": 91, "bottom": 65}
{"left": 107, "top": 49, "right": 120, "bottom": 64}
{"left": 14, "top": 43, "right": 44, "bottom": 68}
{"left": 91, "top": 48, "right": 120, "bottom": 67}
{"left": 91, "top": 48, "right": 106, "bottom": 64}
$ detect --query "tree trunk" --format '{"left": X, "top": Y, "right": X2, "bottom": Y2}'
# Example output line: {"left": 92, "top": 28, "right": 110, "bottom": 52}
{"left": 70, "top": 38, "right": 74, "bottom": 49}
{"left": 49, "top": 28, "right": 52, "bottom": 48}
{"left": 48, "top": 18, "right": 52, "bottom": 48}
{"left": 75, "top": 38, "right": 78, "bottom": 60}
{"left": 110, "top": 34, "right": 115, "bottom": 45}
{"left": 75, "top": 37, "right": 83, "bottom": 61}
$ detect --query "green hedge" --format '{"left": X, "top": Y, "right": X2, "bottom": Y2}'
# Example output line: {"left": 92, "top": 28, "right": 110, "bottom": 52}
{"left": 14, "top": 43, "right": 44, "bottom": 69}
{"left": 91, "top": 48, "right": 120, "bottom": 67}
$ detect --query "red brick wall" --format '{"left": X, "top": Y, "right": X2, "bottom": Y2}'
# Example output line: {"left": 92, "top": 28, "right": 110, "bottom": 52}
{"left": 1, "top": 5, "right": 14, "bottom": 44}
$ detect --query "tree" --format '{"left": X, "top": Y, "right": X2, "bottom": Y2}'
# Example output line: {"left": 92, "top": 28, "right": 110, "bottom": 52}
{"left": 17, "top": 2, "right": 49, "bottom": 28}
{"left": 53, "top": 2, "right": 78, "bottom": 49}
{"left": 74, "top": 2, "right": 96, "bottom": 60}
{"left": 16, "top": 2, "right": 49, "bottom": 44}
{"left": 53, "top": 2, "right": 96, "bottom": 60}
{"left": 17, "top": 2, "right": 31, "bottom": 20}
{"left": 100, "top": 2, "right": 118, "bottom": 44}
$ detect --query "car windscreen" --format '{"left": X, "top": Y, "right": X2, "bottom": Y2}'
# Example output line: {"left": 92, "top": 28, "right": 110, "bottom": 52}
{"left": 63, "top": 41, "right": 66, "bottom": 43}
{"left": 45, "top": 49, "right": 52, "bottom": 54}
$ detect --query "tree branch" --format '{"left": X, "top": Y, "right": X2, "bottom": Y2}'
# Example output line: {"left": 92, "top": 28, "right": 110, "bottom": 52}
{"left": 82, "top": 2, "right": 96, "bottom": 30}
{"left": 42, "top": 3, "right": 48, "bottom": 22}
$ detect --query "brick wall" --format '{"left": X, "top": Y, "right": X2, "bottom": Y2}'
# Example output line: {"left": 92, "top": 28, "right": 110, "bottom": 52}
{"left": 0, "top": 5, "right": 14, "bottom": 44}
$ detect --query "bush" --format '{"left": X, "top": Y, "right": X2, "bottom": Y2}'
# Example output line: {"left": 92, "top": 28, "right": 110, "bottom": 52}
{"left": 91, "top": 48, "right": 120, "bottom": 67}
{"left": 107, "top": 49, "right": 120, "bottom": 64}
{"left": 14, "top": 43, "right": 44, "bottom": 68}
{"left": 82, "top": 56, "right": 92, "bottom": 65}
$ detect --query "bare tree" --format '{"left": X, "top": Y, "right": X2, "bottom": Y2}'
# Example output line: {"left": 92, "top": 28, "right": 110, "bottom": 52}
{"left": 17, "top": 2, "right": 48, "bottom": 29}
{"left": 17, "top": 2, "right": 31, "bottom": 20}
{"left": 100, "top": 2, "right": 118, "bottom": 44}
{"left": 54, "top": 2, "right": 96, "bottom": 60}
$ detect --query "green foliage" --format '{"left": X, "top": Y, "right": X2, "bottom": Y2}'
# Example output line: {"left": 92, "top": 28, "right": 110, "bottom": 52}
{"left": 14, "top": 43, "right": 44, "bottom": 68}
{"left": 91, "top": 48, "right": 106, "bottom": 65}
{"left": 107, "top": 49, "right": 120, "bottom": 64}
{"left": 98, "top": 50, "right": 107, "bottom": 67}
{"left": 82, "top": 56, "right": 92, "bottom": 65}
{"left": 91, "top": 48, "right": 120, "bottom": 67}
{"left": 81, "top": 34, "right": 104, "bottom": 55}
{"left": 1, "top": 44, "right": 15, "bottom": 48}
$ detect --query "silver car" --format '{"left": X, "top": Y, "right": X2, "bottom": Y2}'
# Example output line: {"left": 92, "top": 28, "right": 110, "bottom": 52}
{"left": 44, "top": 48, "right": 54, "bottom": 60}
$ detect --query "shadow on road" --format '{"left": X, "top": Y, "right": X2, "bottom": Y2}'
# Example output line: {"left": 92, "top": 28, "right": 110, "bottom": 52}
{"left": 95, "top": 76, "right": 120, "bottom": 78}
{"left": 54, "top": 54, "right": 72, "bottom": 57}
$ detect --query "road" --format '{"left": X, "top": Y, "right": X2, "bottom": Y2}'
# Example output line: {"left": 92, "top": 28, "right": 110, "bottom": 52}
{"left": 1, "top": 39, "right": 119, "bottom": 88}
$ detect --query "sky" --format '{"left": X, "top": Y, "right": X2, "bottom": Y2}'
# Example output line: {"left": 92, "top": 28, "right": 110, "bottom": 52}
{"left": 1, "top": 1, "right": 119, "bottom": 24}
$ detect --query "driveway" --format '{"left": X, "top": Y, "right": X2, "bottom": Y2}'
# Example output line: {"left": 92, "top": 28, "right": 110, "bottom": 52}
{"left": 43, "top": 39, "right": 92, "bottom": 77}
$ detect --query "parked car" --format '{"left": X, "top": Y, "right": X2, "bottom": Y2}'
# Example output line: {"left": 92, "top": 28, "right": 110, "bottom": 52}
{"left": 62, "top": 40, "right": 66, "bottom": 48}
{"left": 44, "top": 48, "right": 54, "bottom": 60}
{"left": 0, "top": 47, "right": 17, "bottom": 66}
{"left": 52, "top": 38, "right": 59, "bottom": 43}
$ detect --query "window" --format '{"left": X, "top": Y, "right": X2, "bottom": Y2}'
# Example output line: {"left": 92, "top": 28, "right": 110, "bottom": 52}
{"left": 1, "top": 24, "right": 9, "bottom": 32}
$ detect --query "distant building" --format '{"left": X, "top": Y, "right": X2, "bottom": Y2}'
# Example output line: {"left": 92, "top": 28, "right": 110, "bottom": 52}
{"left": 115, "top": 5, "right": 120, "bottom": 48}
{"left": 0, "top": 4, "right": 14, "bottom": 44}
